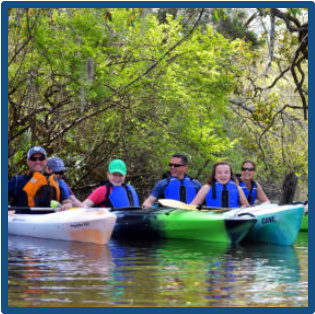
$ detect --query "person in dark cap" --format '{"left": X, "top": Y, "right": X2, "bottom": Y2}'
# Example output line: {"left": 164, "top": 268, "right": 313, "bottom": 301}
{"left": 46, "top": 157, "right": 82, "bottom": 207}
{"left": 8, "top": 146, "right": 72, "bottom": 211}
{"left": 81, "top": 159, "right": 139, "bottom": 209}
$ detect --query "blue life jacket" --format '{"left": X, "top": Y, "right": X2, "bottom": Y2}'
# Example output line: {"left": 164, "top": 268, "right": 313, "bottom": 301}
{"left": 205, "top": 180, "right": 240, "bottom": 208}
{"left": 163, "top": 176, "right": 199, "bottom": 204}
{"left": 239, "top": 179, "right": 257, "bottom": 205}
{"left": 100, "top": 180, "right": 139, "bottom": 208}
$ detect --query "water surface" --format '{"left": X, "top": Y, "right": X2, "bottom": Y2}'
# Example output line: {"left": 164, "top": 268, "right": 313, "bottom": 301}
{"left": 8, "top": 232, "right": 308, "bottom": 307}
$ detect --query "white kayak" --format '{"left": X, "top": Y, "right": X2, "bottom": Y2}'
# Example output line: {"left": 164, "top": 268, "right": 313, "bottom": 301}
{"left": 8, "top": 207, "right": 116, "bottom": 245}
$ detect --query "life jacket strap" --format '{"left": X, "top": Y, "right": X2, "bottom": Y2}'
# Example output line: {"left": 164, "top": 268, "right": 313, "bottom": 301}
{"left": 221, "top": 184, "right": 229, "bottom": 208}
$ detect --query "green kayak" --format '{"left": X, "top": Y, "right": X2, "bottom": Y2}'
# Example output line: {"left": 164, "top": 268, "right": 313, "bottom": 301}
{"left": 112, "top": 208, "right": 257, "bottom": 245}
{"left": 300, "top": 213, "right": 308, "bottom": 232}
{"left": 112, "top": 200, "right": 304, "bottom": 246}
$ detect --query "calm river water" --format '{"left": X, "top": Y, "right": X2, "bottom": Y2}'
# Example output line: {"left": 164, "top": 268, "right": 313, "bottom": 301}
{"left": 7, "top": 232, "right": 308, "bottom": 307}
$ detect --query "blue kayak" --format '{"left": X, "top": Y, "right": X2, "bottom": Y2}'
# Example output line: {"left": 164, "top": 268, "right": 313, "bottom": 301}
{"left": 227, "top": 203, "right": 305, "bottom": 246}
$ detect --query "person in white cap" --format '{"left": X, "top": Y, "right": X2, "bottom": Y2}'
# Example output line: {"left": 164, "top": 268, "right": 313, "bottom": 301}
{"left": 81, "top": 159, "right": 139, "bottom": 209}
{"left": 8, "top": 146, "right": 72, "bottom": 211}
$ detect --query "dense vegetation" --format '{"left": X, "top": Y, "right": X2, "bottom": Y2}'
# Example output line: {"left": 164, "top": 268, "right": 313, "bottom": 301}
{"left": 7, "top": 8, "right": 308, "bottom": 202}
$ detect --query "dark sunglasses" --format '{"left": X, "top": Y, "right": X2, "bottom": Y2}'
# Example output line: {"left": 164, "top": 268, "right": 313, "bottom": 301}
{"left": 169, "top": 163, "right": 186, "bottom": 168}
{"left": 29, "top": 156, "right": 46, "bottom": 161}
{"left": 242, "top": 167, "right": 255, "bottom": 172}
{"left": 54, "top": 171, "right": 64, "bottom": 175}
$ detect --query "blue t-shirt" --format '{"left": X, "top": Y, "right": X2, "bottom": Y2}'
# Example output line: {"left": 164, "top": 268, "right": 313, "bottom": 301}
{"left": 59, "top": 179, "right": 70, "bottom": 199}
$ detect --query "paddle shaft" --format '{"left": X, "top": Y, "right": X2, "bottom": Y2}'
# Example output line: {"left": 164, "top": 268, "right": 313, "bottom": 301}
{"left": 8, "top": 206, "right": 57, "bottom": 212}
{"left": 9, "top": 205, "right": 143, "bottom": 213}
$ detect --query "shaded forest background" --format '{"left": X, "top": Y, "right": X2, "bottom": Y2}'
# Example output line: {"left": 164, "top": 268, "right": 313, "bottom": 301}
{"left": 8, "top": 7, "right": 308, "bottom": 203}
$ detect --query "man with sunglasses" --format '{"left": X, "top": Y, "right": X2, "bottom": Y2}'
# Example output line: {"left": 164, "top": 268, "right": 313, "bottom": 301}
{"left": 46, "top": 157, "right": 82, "bottom": 207}
{"left": 142, "top": 154, "right": 202, "bottom": 209}
{"left": 8, "top": 146, "right": 72, "bottom": 211}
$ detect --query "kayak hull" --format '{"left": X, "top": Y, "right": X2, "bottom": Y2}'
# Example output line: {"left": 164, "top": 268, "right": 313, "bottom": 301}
{"left": 112, "top": 208, "right": 257, "bottom": 245}
{"left": 8, "top": 208, "right": 116, "bottom": 245}
{"left": 229, "top": 203, "right": 305, "bottom": 246}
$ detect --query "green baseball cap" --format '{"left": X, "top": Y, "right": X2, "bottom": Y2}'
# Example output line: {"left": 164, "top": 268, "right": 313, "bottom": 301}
{"left": 108, "top": 159, "right": 127, "bottom": 176}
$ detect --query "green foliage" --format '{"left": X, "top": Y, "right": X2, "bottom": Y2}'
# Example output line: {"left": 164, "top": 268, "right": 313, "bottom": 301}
{"left": 8, "top": 8, "right": 308, "bottom": 201}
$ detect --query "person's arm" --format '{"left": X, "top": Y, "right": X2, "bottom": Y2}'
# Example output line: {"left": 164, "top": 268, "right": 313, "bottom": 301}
{"left": 81, "top": 198, "right": 95, "bottom": 208}
{"left": 63, "top": 181, "right": 83, "bottom": 207}
{"left": 142, "top": 195, "right": 157, "bottom": 209}
{"left": 8, "top": 177, "right": 17, "bottom": 197}
{"left": 81, "top": 186, "right": 107, "bottom": 208}
{"left": 237, "top": 186, "right": 250, "bottom": 207}
{"left": 142, "top": 180, "right": 166, "bottom": 209}
{"left": 61, "top": 199, "right": 72, "bottom": 210}
{"left": 256, "top": 182, "right": 270, "bottom": 204}
{"left": 59, "top": 184, "right": 72, "bottom": 210}
{"left": 70, "top": 194, "right": 83, "bottom": 207}
{"left": 190, "top": 184, "right": 210, "bottom": 205}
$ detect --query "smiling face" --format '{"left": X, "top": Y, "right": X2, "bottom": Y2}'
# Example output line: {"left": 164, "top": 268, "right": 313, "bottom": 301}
{"left": 27, "top": 153, "right": 47, "bottom": 173}
{"left": 214, "top": 164, "right": 231, "bottom": 185}
{"left": 107, "top": 172, "right": 126, "bottom": 186}
{"left": 241, "top": 162, "right": 256, "bottom": 181}
{"left": 169, "top": 157, "right": 187, "bottom": 180}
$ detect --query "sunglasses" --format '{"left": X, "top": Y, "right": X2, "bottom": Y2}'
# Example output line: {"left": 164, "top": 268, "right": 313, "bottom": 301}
{"left": 169, "top": 163, "right": 186, "bottom": 168}
{"left": 242, "top": 167, "right": 255, "bottom": 172}
{"left": 29, "top": 155, "right": 46, "bottom": 161}
{"left": 54, "top": 171, "right": 64, "bottom": 175}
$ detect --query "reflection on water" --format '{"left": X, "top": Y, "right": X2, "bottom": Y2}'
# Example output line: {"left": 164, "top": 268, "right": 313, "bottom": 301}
{"left": 7, "top": 233, "right": 308, "bottom": 307}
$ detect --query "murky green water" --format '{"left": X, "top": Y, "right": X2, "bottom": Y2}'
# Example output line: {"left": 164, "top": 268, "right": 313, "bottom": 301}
{"left": 7, "top": 232, "right": 308, "bottom": 307}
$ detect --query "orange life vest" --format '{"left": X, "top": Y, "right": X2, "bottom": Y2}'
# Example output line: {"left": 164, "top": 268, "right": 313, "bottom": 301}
{"left": 23, "top": 172, "right": 60, "bottom": 207}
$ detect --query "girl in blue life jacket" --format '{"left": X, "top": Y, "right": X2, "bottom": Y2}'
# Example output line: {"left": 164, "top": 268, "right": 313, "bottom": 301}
{"left": 238, "top": 160, "right": 270, "bottom": 205}
{"left": 190, "top": 161, "right": 249, "bottom": 208}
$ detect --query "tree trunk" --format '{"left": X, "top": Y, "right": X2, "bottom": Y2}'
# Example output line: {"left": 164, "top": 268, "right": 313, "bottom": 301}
{"left": 279, "top": 171, "right": 298, "bottom": 205}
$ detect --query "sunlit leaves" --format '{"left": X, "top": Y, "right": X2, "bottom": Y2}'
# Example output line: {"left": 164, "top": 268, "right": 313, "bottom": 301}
{"left": 9, "top": 8, "right": 306, "bottom": 198}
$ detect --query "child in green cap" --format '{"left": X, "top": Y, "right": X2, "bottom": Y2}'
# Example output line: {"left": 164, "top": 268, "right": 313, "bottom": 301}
{"left": 81, "top": 159, "right": 139, "bottom": 209}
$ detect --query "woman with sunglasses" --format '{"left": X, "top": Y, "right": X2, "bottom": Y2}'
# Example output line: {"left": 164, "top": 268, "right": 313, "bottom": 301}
{"left": 238, "top": 160, "right": 270, "bottom": 205}
{"left": 190, "top": 161, "right": 249, "bottom": 208}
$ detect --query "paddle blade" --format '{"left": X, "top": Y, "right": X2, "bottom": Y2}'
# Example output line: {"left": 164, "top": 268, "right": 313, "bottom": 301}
{"left": 158, "top": 199, "right": 198, "bottom": 210}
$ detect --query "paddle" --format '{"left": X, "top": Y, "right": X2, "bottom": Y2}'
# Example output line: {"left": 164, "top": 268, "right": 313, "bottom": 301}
{"left": 8, "top": 205, "right": 57, "bottom": 213}
{"left": 157, "top": 199, "right": 231, "bottom": 213}
{"left": 8, "top": 200, "right": 63, "bottom": 214}
{"left": 109, "top": 206, "right": 142, "bottom": 212}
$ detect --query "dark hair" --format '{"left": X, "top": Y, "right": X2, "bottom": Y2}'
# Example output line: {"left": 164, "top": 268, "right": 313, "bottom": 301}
{"left": 207, "top": 161, "right": 237, "bottom": 185}
{"left": 242, "top": 160, "right": 256, "bottom": 170}
{"left": 171, "top": 153, "right": 188, "bottom": 165}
